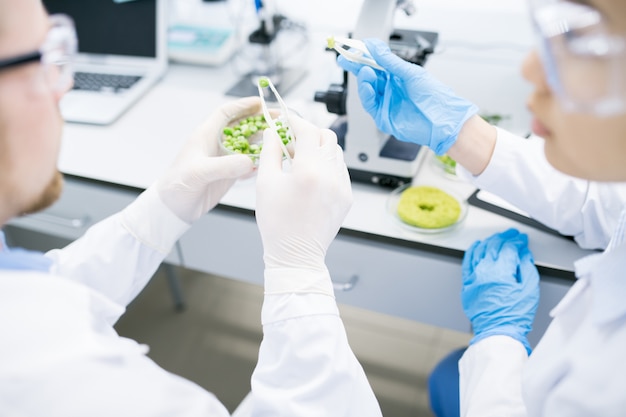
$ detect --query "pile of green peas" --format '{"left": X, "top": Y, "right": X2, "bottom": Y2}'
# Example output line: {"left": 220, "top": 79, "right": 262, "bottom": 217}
{"left": 222, "top": 115, "right": 291, "bottom": 156}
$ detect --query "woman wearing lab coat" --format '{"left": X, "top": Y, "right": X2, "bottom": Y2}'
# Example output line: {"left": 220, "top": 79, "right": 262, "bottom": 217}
{"left": 0, "top": 1, "right": 382, "bottom": 415}
{"left": 338, "top": 0, "right": 626, "bottom": 415}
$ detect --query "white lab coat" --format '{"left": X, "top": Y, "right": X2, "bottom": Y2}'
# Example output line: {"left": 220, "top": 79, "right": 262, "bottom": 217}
{"left": 457, "top": 128, "right": 626, "bottom": 416}
{"left": 0, "top": 186, "right": 382, "bottom": 417}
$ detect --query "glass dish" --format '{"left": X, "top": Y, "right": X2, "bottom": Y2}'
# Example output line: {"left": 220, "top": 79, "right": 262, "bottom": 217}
{"left": 219, "top": 112, "right": 293, "bottom": 166}
{"left": 386, "top": 183, "right": 469, "bottom": 234}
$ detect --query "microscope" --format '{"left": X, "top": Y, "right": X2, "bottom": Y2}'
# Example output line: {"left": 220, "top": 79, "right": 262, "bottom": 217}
{"left": 315, "top": 0, "right": 438, "bottom": 188}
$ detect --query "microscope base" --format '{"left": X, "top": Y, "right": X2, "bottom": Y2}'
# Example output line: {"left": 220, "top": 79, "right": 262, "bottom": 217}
{"left": 348, "top": 168, "right": 414, "bottom": 189}
{"left": 330, "top": 116, "right": 423, "bottom": 189}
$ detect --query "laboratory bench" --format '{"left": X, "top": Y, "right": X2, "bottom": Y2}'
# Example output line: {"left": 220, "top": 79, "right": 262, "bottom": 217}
{"left": 6, "top": 34, "right": 595, "bottom": 347}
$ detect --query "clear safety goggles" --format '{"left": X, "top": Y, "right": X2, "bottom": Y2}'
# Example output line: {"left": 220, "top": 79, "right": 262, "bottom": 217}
{"left": 530, "top": 0, "right": 626, "bottom": 116}
{"left": 0, "top": 14, "right": 77, "bottom": 93}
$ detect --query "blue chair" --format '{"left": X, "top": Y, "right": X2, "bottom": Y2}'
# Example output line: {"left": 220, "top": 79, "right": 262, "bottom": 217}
{"left": 428, "top": 347, "right": 467, "bottom": 417}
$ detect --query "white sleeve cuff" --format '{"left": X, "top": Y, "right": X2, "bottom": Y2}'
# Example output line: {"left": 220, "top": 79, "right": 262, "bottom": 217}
{"left": 261, "top": 293, "right": 339, "bottom": 325}
{"left": 465, "top": 334, "right": 529, "bottom": 358}
{"left": 120, "top": 186, "right": 190, "bottom": 255}
{"left": 264, "top": 267, "right": 335, "bottom": 297}
{"left": 459, "top": 335, "right": 529, "bottom": 417}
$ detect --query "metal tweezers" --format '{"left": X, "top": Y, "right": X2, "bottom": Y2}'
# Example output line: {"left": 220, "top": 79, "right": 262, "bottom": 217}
{"left": 327, "top": 35, "right": 384, "bottom": 71}
{"left": 257, "top": 77, "right": 293, "bottom": 165}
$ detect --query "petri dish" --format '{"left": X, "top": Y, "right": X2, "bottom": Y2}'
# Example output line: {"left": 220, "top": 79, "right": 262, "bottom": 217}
{"left": 219, "top": 112, "right": 293, "bottom": 166}
{"left": 386, "top": 183, "right": 469, "bottom": 234}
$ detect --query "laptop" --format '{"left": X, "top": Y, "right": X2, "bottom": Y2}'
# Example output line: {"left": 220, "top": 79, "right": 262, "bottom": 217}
{"left": 43, "top": 0, "right": 167, "bottom": 125}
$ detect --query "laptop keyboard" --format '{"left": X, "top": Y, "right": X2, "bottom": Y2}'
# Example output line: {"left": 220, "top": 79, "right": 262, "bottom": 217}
{"left": 73, "top": 72, "right": 142, "bottom": 93}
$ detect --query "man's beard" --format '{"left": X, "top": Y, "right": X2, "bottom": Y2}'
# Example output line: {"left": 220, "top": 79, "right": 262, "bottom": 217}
{"left": 21, "top": 171, "right": 64, "bottom": 215}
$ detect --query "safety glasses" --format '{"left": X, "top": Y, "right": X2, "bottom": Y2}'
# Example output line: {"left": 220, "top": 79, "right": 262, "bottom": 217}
{"left": 530, "top": 0, "right": 626, "bottom": 116}
{"left": 0, "top": 14, "right": 77, "bottom": 93}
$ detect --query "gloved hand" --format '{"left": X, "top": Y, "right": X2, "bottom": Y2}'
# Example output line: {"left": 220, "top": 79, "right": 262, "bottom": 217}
{"left": 461, "top": 228, "right": 540, "bottom": 355}
{"left": 337, "top": 38, "right": 479, "bottom": 156}
{"left": 155, "top": 97, "right": 258, "bottom": 224}
{"left": 255, "top": 114, "right": 352, "bottom": 273}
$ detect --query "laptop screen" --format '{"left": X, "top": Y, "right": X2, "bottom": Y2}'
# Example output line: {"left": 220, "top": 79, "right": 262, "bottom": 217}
{"left": 43, "top": 0, "right": 157, "bottom": 58}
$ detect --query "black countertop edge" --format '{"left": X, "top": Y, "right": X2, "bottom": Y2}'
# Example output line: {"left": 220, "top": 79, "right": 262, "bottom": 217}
{"left": 337, "top": 228, "right": 577, "bottom": 283}
{"left": 64, "top": 174, "right": 145, "bottom": 194}
{"left": 63, "top": 175, "right": 577, "bottom": 283}
{"left": 212, "top": 203, "right": 577, "bottom": 283}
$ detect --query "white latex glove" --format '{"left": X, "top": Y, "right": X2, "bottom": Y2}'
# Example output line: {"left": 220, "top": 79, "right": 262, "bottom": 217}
{"left": 156, "top": 97, "right": 259, "bottom": 224}
{"left": 255, "top": 115, "right": 353, "bottom": 273}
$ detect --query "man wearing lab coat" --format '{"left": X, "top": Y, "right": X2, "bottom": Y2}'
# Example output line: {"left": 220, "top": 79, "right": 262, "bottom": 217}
{"left": 338, "top": 0, "right": 626, "bottom": 414}
{"left": 0, "top": 1, "right": 382, "bottom": 415}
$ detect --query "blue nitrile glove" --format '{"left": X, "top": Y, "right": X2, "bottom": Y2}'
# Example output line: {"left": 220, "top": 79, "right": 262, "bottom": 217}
{"left": 337, "top": 38, "right": 479, "bottom": 156}
{"left": 461, "top": 228, "right": 540, "bottom": 355}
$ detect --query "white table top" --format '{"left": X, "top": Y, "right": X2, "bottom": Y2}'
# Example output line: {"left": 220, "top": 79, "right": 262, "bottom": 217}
{"left": 57, "top": 32, "right": 594, "bottom": 277}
